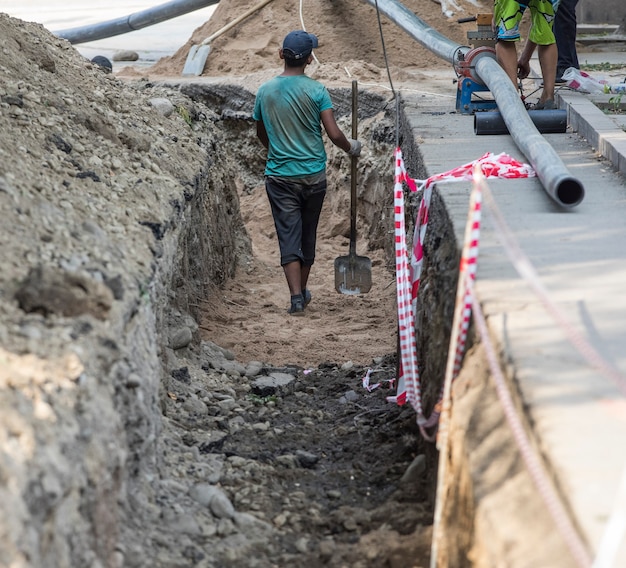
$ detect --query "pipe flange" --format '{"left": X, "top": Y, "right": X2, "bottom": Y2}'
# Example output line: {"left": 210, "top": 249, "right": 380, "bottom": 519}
{"left": 454, "top": 46, "right": 497, "bottom": 85}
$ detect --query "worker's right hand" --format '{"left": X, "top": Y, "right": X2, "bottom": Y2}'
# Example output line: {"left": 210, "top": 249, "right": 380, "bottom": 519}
{"left": 517, "top": 60, "right": 530, "bottom": 80}
{"left": 347, "top": 138, "right": 362, "bottom": 157}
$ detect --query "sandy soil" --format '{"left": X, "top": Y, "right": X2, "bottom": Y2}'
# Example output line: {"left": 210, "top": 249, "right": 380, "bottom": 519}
{"left": 147, "top": 0, "right": 478, "bottom": 79}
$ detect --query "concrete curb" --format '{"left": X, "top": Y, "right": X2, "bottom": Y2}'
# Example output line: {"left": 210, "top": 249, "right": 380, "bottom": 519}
{"left": 558, "top": 90, "right": 626, "bottom": 176}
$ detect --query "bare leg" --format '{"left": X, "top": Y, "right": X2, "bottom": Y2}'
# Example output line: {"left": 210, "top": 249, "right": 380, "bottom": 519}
{"left": 495, "top": 40, "right": 519, "bottom": 88}
{"left": 283, "top": 261, "right": 302, "bottom": 296}
{"left": 537, "top": 43, "right": 558, "bottom": 103}
{"left": 300, "top": 265, "right": 311, "bottom": 294}
{"left": 283, "top": 262, "right": 311, "bottom": 295}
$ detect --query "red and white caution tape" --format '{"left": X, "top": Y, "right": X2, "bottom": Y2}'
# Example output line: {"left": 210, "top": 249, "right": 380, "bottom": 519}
{"left": 431, "top": 162, "right": 485, "bottom": 566}
{"left": 391, "top": 150, "right": 535, "bottom": 439}
{"left": 388, "top": 147, "right": 423, "bottom": 420}
{"left": 412, "top": 151, "right": 535, "bottom": 192}
{"left": 362, "top": 368, "right": 395, "bottom": 392}
{"left": 431, "top": 165, "right": 483, "bottom": 443}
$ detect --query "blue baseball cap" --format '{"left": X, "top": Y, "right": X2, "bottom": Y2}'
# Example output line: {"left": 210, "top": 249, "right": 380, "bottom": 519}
{"left": 282, "top": 30, "right": 319, "bottom": 60}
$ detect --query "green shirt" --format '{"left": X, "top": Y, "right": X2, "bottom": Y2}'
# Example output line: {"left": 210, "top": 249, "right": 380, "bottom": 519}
{"left": 253, "top": 74, "right": 333, "bottom": 178}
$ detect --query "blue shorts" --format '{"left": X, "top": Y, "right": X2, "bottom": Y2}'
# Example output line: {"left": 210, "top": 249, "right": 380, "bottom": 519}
{"left": 265, "top": 173, "right": 327, "bottom": 266}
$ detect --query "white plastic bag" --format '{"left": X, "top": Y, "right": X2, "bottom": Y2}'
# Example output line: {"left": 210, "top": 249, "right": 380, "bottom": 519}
{"left": 562, "top": 67, "right": 609, "bottom": 94}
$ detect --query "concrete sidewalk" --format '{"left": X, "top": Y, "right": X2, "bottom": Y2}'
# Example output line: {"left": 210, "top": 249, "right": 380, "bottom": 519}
{"left": 402, "top": 59, "right": 626, "bottom": 565}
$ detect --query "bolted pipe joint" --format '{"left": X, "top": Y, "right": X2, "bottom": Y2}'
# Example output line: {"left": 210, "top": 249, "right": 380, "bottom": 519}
{"left": 454, "top": 46, "right": 497, "bottom": 86}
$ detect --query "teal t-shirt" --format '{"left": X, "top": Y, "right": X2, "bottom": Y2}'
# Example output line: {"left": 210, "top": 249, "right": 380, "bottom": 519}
{"left": 253, "top": 74, "right": 333, "bottom": 178}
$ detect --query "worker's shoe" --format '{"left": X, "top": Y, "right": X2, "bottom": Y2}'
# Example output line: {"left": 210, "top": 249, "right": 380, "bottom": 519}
{"left": 288, "top": 294, "right": 305, "bottom": 316}
{"left": 533, "top": 99, "right": 556, "bottom": 110}
{"left": 302, "top": 289, "right": 312, "bottom": 307}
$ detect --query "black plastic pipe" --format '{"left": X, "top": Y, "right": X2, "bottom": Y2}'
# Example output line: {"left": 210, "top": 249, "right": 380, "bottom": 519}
{"left": 54, "top": 0, "right": 219, "bottom": 44}
{"left": 362, "top": 0, "right": 585, "bottom": 208}
{"left": 475, "top": 109, "right": 568, "bottom": 135}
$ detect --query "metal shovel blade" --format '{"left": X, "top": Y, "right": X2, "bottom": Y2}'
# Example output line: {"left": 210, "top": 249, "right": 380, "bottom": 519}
{"left": 334, "top": 79, "right": 372, "bottom": 295}
{"left": 334, "top": 253, "right": 372, "bottom": 295}
{"left": 182, "top": 44, "right": 211, "bottom": 76}
{"left": 181, "top": 0, "right": 276, "bottom": 77}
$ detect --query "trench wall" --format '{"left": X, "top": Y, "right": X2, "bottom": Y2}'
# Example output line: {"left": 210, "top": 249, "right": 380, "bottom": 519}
{"left": 0, "top": 81, "right": 248, "bottom": 566}
{"left": 395, "top": 98, "right": 460, "bottom": 502}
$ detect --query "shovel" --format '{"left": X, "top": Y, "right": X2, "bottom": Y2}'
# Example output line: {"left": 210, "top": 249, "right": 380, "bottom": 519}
{"left": 182, "top": 0, "right": 274, "bottom": 76}
{"left": 334, "top": 80, "right": 372, "bottom": 295}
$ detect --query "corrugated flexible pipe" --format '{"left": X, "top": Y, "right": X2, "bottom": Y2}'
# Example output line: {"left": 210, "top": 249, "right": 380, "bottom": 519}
{"left": 362, "top": 0, "right": 585, "bottom": 208}
{"left": 54, "top": 0, "right": 219, "bottom": 45}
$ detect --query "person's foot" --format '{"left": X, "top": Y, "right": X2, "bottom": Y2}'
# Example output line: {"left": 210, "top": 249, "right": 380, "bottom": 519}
{"left": 556, "top": 68, "right": 569, "bottom": 84}
{"left": 288, "top": 294, "right": 305, "bottom": 316}
{"left": 533, "top": 99, "right": 556, "bottom": 110}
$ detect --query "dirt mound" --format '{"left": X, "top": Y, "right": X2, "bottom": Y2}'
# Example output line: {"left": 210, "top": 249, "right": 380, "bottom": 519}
{"left": 131, "top": 0, "right": 483, "bottom": 84}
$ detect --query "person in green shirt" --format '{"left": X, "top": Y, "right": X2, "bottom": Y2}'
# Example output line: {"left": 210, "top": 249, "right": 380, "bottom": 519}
{"left": 253, "top": 30, "right": 362, "bottom": 315}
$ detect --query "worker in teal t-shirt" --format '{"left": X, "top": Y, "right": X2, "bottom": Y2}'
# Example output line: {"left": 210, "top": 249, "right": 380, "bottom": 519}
{"left": 253, "top": 30, "right": 362, "bottom": 316}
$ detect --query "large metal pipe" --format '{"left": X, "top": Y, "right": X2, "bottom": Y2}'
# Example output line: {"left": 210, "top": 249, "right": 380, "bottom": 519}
{"left": 475, "top": 109, "right": 568, "bottom": 135}
{"left": 363, "top": 0, "right": 463, "bottom": 64}
{"left": 363, "top": 0, "right": 585, "bottom": 208}
{"left": 475, "top": 55, "right": 584, "bottom": 207}
{"left": 54, "top": 0, "right": 219, "bottom": 44}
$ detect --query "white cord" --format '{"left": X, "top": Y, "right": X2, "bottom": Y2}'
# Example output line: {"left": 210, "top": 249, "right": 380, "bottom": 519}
{"left": 298, "top": 0, "right": 320, "bottom": 64}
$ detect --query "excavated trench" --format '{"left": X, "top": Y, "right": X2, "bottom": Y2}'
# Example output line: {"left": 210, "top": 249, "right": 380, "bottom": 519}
{"left": 0, "top": 11, "right": 563, "bottom": 565}
{"left": 156, "top": 81, "right": 464, "bottom": 565}
{"left": 174, "top": 80, "right": 461, "bottom": 429}
{"left": 175, "top": 80, "right": 460, "bottom": 373}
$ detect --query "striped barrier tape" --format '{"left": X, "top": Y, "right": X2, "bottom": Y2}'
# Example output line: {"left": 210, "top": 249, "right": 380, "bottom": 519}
{"left": 389, "top": 148, "right": 535, "bottom": 440}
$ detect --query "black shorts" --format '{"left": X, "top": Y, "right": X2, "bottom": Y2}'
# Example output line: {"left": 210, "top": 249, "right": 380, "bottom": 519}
{"left": 265, "top": 173, "right": 327, "bottom": 266}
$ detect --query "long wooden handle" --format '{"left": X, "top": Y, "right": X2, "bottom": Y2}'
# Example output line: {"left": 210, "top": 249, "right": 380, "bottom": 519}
{"left": 349, "top": 79, "right": 358, "bottom": 255}
{"left": 201, "top": 0, "right": 274, "bottom": 46}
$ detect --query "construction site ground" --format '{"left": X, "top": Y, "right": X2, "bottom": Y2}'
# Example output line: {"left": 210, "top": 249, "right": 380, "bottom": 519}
{"left": 2, "top": 0, "right": 626, "bottom": 566}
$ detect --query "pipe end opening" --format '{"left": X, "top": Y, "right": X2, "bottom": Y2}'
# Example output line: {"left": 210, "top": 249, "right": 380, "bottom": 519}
{"left": 556, "top": 177, "right": 585, "bottom": 207}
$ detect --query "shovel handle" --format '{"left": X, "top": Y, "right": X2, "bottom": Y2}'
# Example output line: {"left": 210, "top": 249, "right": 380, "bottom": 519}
{"left": 350, "top": 79, "right": 358, "bottom": 256}
{"left": 201, "top": 0, "right": 274, "bottom": 46}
